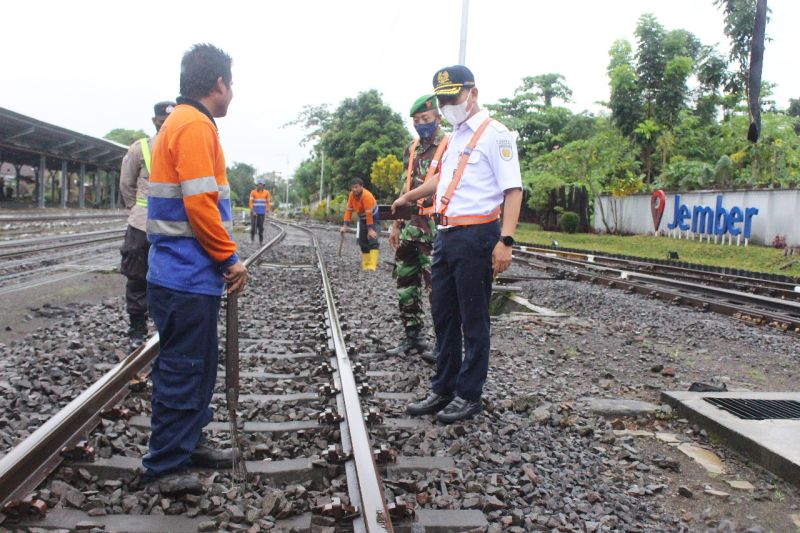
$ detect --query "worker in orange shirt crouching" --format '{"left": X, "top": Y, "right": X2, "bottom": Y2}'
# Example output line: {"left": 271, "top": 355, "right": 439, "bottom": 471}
{"left": 339, "top": 178, "right": 380, "bottom": 270}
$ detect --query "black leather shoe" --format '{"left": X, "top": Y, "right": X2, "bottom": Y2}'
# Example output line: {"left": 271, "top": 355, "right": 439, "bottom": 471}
{"left": 191, "top": 437, "right": 234, "bottom": 469}
{"left": 406, "top": 392, "right": 453, "bottom": 416}
{"left": 436, "top": 396, "right": 482, "bottom": 424}
{"left": 152, "top": 469, "right": 203, "bottom": 496}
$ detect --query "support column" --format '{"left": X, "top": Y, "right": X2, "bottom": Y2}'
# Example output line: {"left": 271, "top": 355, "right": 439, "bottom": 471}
{"left": 15, "top": 165, "right": 22, "bottom": 200}
{"left": 109, "top": 170, "right": 117, "bottom": 209}
{"left": 95, "top": 170, "right": 102, "bottom": 207}
{"left": 79, "top": 163, "right": 86, "bottom": 209}
{"left": 38, "top": 155, "right": 46, "bottom": 208}
{"left": 60, "top": 160, "right": 68, "bottom": 208}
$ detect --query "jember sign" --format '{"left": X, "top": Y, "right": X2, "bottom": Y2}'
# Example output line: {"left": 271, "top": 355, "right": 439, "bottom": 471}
{"left": 652, "top": 190, "right": 759, "bottom": 239}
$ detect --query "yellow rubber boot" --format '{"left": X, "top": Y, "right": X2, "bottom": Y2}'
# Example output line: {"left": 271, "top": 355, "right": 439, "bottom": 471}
{"left": 367, "top": 249, "right": 379, "bottom": 271}
{"left": 361, "top": 252, "right": 370, "bottom": 271}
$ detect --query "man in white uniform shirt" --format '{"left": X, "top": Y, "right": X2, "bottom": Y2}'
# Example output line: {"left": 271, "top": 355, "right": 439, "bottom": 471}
{"left": 392, "top": 65, "right": 523, "bottom": 423}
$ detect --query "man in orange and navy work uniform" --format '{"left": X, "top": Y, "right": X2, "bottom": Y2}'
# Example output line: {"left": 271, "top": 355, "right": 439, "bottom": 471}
{"left": 144, "top": 44, "right": 247, "bottom": 495}
{"left": 340, "top": 177, "right": 380, "bottom": 270}
{"left": 249, "top": 180, "right": 271, "bottom": 244}
{"left": 393, "top": 65, "right": 523, "bottom": 424}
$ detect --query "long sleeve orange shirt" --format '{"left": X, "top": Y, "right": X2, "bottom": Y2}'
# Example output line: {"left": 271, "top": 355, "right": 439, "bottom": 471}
{"left": 343, "top": 189, "right": 376, "bottom": 225}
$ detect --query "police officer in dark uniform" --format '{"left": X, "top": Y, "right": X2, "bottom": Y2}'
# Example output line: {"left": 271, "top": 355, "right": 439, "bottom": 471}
{"left": 392, "top": 66, "right": 523, "bottom": 423}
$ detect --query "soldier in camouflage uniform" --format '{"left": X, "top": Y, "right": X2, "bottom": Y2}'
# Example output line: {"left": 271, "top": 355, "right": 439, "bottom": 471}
{"left": 387, "top": 95, "right": 448, "bottom": 363}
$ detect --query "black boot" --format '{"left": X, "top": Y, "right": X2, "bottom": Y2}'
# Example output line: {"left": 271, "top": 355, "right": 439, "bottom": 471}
{"left": 128, "top": 314, "right": 148, "bottom": 351}
{"left": 386, "top": 336, "right": 412, "bottom": 356}
{"left": 405, "top": 327, "right": 431, "bottom": 361}
{"left": 387, "top": 327, "right": 428, "bottom": 357}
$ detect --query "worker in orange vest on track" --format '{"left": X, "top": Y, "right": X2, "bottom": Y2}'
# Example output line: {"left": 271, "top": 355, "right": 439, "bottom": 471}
{"left": 340, "top": 178, "right": 380, "bottom": 270}
{"left": 249, "top": 180, "right": 271, "bottom": 244}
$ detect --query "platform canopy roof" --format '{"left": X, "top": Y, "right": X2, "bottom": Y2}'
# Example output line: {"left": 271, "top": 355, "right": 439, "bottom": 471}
{"left": 0, "top": 107, "right": 127, "bottom": 172}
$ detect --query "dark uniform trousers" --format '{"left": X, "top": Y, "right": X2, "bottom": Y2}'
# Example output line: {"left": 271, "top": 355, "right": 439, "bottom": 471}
{"left": 119, "top": 226, "right": 149, "bottom": 318}
{"left": 356, "top": 215, "right": 380, "bottom": 253}
{"left": 430, "top": 221, "right": 500, "bottom": 402}
{"left": 143, "top": 283, "right": 220, "bottom": 477}
{"left": 251, "top": 214, "right": 265, "bottom": 241}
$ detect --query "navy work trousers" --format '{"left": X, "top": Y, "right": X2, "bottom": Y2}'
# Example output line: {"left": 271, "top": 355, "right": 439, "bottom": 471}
{"left": 430, "top": 221, "right": 499, "bottom": 401}
{"left": 143, "top": 283, "right": 220, "bottom": 477}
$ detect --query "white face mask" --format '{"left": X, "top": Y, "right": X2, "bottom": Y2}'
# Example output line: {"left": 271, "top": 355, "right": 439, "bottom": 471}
{"left": 441, "top": 91, "right": 473, "bottom": 127}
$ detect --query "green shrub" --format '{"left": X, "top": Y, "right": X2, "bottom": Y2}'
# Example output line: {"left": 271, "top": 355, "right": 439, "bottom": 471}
{"left": 559, "top": 211, "right": 579, "bottom": 233}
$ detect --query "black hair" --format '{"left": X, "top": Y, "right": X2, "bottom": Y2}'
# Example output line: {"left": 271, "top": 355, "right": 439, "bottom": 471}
{"left": 350, "top": 178, "right": 364, "bottom": 187}
{"left": 180, "top": 43, "right": 232, "bottom": 99}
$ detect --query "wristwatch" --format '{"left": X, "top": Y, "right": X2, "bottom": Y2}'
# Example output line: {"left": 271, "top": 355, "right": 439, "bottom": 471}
{"left": 501, "top": 235, "right": 515, "bottom": 246}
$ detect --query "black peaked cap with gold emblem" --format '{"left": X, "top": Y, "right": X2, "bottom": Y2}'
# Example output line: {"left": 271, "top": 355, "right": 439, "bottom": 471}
{"left": 432, "top": 65, "right": 476, "bottom": 95}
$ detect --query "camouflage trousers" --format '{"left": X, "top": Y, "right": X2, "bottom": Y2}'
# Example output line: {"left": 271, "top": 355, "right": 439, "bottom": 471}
{"left": 393, "top": 221, "right": 435, "bottom": 331}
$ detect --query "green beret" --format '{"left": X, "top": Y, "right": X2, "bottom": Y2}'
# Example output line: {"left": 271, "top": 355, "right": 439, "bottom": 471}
{"left": 409, "top": 94, "right": 437, "bottom": 117}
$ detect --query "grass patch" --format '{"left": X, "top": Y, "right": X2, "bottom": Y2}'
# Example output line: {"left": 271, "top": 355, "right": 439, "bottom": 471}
{"left": 515, "top": 223, "right": 800, "bottom": 278}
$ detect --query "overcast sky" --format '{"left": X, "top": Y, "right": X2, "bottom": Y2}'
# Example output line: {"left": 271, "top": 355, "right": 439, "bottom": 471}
{"left": 4, "top": 1, "right": 799, "bottom": 180}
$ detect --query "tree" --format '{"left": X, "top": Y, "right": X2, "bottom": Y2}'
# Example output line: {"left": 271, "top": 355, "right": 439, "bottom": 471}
{"left": 714, "top": 0, "right": 760, "bottom": 100}
{"left": 607, "top": 39, "right": 642, "bottom": 137}
{"left": 283, "top": 104, "right": 331, "bottom": 147}
{"left": 487, "top": 74, "right": 592, "bottom": 161}
{"left": 318, "top": 90, "right": 409, "bottom": 194}
{"left": 370, "top": 154, "right": 404, "bottom": 199}
{"left": 226, "top": 162, "right": 257, "bottom": 207}
{"left": 104, "top": 128, "right": 147, "bottom": 146}
{"left": 518, "top": 73, "right": 572, "bottom": 108}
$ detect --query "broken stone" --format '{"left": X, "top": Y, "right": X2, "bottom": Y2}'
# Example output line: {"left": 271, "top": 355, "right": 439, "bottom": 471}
{"left": 678, "top": 486, "right": 693, "bottom": 498}
{"left": 613, "top": 429, "right": 654, "bottom": 438}
{"left": 677, "top": 443, "right": 726, "bottom": 475}
{"left": 655, "top": 432, "right": 680, "bottom": 444}
{"left": 725, "top": 480, "right": 755, "bottom": 491}
{"left": 703, "top": 488, "right": 730, "bottom": 498}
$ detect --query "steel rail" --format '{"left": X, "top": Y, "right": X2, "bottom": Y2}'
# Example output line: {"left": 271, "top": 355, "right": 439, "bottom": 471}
{"left": 284, "top": 221, "right": 392, "bottom": 533}
{"left": 0, "top": 229, "right": 126, "bottom": 250}
{"left": 0, "top": 214, "right": 127, "bottom": 223}
{"left": 514, "top": 244, "right": 800, "bottom": 299}
{"left": 0, "top": 224, "right": 286, "bottom": 514}
{"left": 0, "top": 232, "right": 126, "bottom": 260}
{"left": 514, "top": 248, "right": 800, "bottom": 317}
{"left": 514, "top": 254, "right": 800, "bottom": 333}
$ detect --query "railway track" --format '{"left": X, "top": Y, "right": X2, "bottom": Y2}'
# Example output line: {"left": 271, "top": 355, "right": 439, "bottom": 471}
{"left": 0, "top": 213, "right": 127, "bottom": 224}
{"left": 515, "top": 243, "right": 800, "bottom": 302}
{"left": 513, "top": 246, "right": 800, "bottom": 333}
{"left": 0, "top": 221, "right": 485, "bottom": 533}
{"left": 0, "top": 229, "right": 126, "bottom": 261}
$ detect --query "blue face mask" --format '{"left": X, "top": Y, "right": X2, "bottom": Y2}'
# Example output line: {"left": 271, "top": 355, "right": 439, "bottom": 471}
{"left": 414, "top": 121, "right": 438, "bottom": 141}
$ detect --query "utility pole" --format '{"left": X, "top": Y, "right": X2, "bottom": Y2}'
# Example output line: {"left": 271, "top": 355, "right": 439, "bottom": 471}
{"left": 458, "top": 0, "right": 469, "bottom": 64}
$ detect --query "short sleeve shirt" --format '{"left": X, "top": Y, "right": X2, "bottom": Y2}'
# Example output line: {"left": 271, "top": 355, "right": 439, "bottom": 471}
{"left": 435, "top": 109, "right": 522, "bottom": 227}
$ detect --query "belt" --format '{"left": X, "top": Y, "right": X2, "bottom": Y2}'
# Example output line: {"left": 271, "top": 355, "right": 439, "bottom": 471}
{"left": 437, "top": 219, "right": 499, "bottom": 233}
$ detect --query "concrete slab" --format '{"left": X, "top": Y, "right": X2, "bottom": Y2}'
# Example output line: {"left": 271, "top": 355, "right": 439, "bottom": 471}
{"left": 662, "top": 390, "right": 800, "bottom": 486}
{"left": 582, "top": 397, "right": 659, "bottom": 417}
{"left": 14, "top": 509, "right": 311, "bottom": 533}
{"left": 129, "top": 415, "right": 425, "bottom": 433}
{"left": 394, "top": 509, "right": 488, "bottom": 533}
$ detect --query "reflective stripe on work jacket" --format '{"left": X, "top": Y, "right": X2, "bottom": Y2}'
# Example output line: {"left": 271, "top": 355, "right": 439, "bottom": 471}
{"left": 136, "top": 138, "right": 151, "bottom": 208}
{"left": 148, "top": 180, "right": 234, "bottom": 237}
{"left": 436, "top": 118, "right": 500, "bottom": 226}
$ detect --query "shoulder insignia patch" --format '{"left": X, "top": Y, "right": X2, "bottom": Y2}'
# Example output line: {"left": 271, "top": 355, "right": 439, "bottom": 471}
{"left": 498, "top": 138, "right": 513, "bottom": 161}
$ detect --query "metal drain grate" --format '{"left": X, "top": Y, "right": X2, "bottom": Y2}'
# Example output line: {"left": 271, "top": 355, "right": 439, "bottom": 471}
{"left": 703, "top": 398, "right": 800, "bottom": 420}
